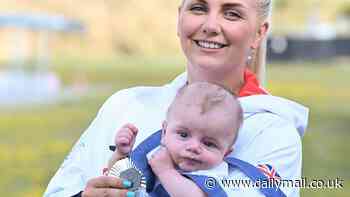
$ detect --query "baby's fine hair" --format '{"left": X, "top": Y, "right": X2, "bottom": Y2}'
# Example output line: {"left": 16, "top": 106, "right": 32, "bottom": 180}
{"left": 167, "top": 82, "right": 243, "bottom": 143}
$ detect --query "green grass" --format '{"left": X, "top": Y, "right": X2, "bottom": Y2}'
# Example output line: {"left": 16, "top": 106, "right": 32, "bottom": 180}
{"left": 0, "top": 57, "right": 349, "bottom": 196}
{"left": 266, "top": 61, "right": 350, "bottom": 196}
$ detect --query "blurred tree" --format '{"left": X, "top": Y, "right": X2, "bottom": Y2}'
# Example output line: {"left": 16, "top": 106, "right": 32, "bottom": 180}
{"left": 102, "top": 0, "right": 135, "bottom": 55}
{"left": 273, "top": 0, "right": 289, "bottom": 11}
{"left": 335, "top": 2, "right": 350, "bottom": 35}
{"left": 338, "top": 2, "right": 350, "bottom": 18}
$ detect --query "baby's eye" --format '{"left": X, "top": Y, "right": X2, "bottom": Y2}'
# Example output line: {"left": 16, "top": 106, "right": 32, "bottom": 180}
{"left": 203, "top": 141, "right": 218, "bottom": 148}
{"left": 178, "top": 131, "right": 188, "bottom": 138}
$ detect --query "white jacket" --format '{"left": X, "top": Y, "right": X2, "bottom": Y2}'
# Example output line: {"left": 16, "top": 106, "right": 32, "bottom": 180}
{"left": 44, "top": 72, "right": 308, "bottom": 197}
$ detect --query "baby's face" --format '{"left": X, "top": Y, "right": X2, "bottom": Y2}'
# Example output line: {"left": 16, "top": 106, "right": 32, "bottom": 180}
{"left": 162, "top": 106, "right": 237, "bottom": 171}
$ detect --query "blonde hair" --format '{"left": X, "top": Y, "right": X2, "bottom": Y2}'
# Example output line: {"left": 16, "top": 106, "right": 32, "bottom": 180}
{"left": 249, "top": 0, "right": 272, "bottom": 86}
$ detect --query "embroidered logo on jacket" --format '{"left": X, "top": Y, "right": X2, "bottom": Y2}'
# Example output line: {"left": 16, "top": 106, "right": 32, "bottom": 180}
{"left": 257, "top": 164, "right": 281, "bottom": 180}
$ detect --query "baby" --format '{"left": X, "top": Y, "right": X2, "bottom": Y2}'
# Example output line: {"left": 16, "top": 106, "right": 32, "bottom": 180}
{"left": 107, "top": 82, "right": 243, "bottom": 196}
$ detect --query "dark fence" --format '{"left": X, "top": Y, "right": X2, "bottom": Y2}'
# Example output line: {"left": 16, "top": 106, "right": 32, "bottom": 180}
{"left": 267, "top": 36, "right": 350, "bottom": 61}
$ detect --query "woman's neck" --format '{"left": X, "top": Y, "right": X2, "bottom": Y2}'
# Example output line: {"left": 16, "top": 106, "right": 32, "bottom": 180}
{"left": 187, "top": 66, "right": 245, "bottom": 95}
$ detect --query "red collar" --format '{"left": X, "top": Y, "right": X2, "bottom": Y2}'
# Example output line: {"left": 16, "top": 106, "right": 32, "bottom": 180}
{"left": 238, "top": 69, "right": 268, "bottom": 97}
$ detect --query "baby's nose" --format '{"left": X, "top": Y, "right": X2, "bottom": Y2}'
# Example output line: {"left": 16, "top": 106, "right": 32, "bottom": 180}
{"left": 185, "top": 140, "right": 202, "bottom": 155}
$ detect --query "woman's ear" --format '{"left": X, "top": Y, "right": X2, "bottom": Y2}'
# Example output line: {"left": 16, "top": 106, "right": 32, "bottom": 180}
{"left": 161, "top": 121, "right": 167, "bottom": 145}
{"left": 251, "top": 21, "right": 269, "bottom": 50}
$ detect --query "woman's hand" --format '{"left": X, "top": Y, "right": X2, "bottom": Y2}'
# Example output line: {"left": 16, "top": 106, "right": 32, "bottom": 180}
{"left": 82, "top": 176, "right": 135, "bottom": 197}
{"left": 148, "top": 145, "right": 176, "bottom": 176}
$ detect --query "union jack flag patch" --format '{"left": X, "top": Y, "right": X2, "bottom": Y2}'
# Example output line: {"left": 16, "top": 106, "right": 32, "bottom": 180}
{"left": 257, "top": 164, "right": 281, "bottom": 180}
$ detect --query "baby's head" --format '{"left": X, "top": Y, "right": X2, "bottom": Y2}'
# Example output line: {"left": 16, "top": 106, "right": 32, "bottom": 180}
{"left": 162, "top": 82, "right": 243, "bottom": 171}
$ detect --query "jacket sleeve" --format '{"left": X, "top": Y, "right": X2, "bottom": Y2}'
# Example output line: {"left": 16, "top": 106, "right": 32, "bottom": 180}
{"left": 224, "top": 113, "right": 302, "bottom": 197}
{"left": 253, "top": 115, "right": 302, "bottom": 197}
{"left": 43, "top": 90, "right": 130, "bottom": 197}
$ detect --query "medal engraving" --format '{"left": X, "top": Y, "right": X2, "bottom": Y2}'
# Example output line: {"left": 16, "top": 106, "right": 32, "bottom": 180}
{"left": 108, "top": 157, "right": 147, "bottom": 194}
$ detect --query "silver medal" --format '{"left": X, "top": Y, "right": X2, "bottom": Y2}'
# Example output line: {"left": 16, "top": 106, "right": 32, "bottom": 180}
{"left": 108, "top": 157, "right": 147, "bottom": 195}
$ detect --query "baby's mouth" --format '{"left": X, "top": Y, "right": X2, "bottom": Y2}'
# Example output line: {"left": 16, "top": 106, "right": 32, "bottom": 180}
{"left": 182, "top": 157, "right": 202, "bottom": 165}
{"left": 193, "top": 39, "right": 227, "bottom": 49}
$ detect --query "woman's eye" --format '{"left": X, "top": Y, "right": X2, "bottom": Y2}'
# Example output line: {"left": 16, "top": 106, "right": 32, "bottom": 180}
{"left": 224, "top": 10, "right": 241, "bottom": 20}
{"left": 190, "top": 4, "right": 207, "bottom": 14}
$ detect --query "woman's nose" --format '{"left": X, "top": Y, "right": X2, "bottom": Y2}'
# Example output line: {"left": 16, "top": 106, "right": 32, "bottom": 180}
{"left": 201, "top": 13, "right": 221, "bottom": 36}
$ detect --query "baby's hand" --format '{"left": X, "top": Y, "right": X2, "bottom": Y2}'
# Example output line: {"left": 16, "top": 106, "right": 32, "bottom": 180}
{"left": 148, "top": 145, "right": 175, "bottom": 176}
{"left": 115, "top": 123, "right": 139, "bottom": 156}
{"left": 106, "top": 123, "right": 139, "bottom": 172}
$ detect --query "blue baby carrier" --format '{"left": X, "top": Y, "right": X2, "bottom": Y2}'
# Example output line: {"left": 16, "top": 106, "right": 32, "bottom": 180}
{"left": 126, "top": 130, "right": 286, "bottom": 197}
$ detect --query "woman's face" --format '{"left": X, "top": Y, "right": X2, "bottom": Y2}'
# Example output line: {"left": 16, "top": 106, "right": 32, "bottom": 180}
{"left": 178, "top": 0, "right": 268, "bottom": 74}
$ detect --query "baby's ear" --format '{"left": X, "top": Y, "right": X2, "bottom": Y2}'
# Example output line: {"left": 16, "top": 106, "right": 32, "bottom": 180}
{"left": 161, "top": 121, "right": 167, "bottom": 144}
{"left": 224, "top": 147, "right": 233, "bottom": 157}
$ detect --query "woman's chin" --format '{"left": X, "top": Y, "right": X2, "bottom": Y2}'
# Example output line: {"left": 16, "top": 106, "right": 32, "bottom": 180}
{"left": 189, "top": 57, "right": 231, "bottom": 73}
{"left": 193, "top": 58, "right": 221, "bottom": 68}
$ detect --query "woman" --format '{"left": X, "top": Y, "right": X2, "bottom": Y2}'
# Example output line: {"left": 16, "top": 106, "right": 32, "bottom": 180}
{"left": 44, "top": 0, "right": 308, "bottom": 196}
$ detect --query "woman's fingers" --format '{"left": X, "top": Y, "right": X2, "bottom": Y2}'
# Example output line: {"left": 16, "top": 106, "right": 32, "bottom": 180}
{"left": 82, "top": 188, "right": 132, "bottom": 197}
{"left": 83, "top": 176, "right": 135, "bottom": 197}
{"left": 86, "top": 176, "right": 131, "bottom": 189}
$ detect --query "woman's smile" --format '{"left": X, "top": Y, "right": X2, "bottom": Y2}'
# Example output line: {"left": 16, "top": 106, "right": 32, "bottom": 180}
{"left": 193, "top": 39, "right": 228, "bottom": 49}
